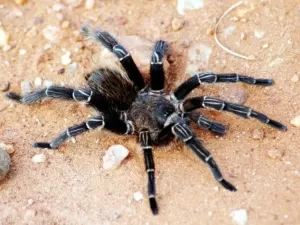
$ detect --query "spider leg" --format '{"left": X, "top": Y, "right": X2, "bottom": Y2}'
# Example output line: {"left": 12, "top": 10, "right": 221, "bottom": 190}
{"left": 6, "top": 86, "right": 96, "bottom": 104}
{"left": 181, "top": 96, "right": 287, "bottom": 130}
{"left": 34, "top": 115, "right": 134, "bottom": 149}
{"left": 188, "top": 111, "right": 226, "bottom": 135}
{"left": 81, "top": 25, "right": 145, "bottom": 90}
{"left": 150, "top": 40, "right": 168, "bottom": 95}
{"left": 171, "top": 72, "right": 274, "bottom": 101}
{"left": 139, "top": 130, "right": 158, "bottom": 215}
{"left": 171, "top": 122, "right": 236, "bottom": 191}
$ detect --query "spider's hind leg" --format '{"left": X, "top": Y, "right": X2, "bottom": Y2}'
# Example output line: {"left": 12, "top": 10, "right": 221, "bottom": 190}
{"left": 6, "top": 86, "right": 94, "bottom": 104}
{"left": 81, "top": 25, "right": 145, "bottom": 90}
{"left": 150, "top": 40, "right": 168, "bottom": 95}
{"left": 34, "top": 116, "right": 105, "bottom": 149}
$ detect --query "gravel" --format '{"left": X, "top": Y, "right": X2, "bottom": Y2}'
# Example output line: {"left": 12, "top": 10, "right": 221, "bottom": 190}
{"left": 0, "top": 147, "right": 11, "bottom": 181}
{"left": 103, "top": 145, "right": 129, "bottom": 169}
{"left": 0, "top": 81, "right": 10, "bottom": 92}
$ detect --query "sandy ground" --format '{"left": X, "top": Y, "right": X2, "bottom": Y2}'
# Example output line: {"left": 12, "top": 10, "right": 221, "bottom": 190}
{"left": 1, "top": 0, "right": 300, "bottom": 224}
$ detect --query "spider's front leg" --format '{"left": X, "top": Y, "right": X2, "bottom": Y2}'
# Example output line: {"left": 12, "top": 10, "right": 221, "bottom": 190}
{"left": 34, "top": 115, "right": 134, "bottom": 149}
{"left": 170, "top": 122, "right": 237, "bottom": 191}
{"left": 171, "top": 72, "right": 274, "bottom": 101}
{"left": 139, "top": 130, "right": 158, "bottom": 215}
{"left": 181, "top": 96, "right": 287, "bottom": 130}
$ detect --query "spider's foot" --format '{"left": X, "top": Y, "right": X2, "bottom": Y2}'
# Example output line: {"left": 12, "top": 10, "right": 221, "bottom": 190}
{"left": 219, "top": 179, "right": 237, "bottom": 192}
{"left": 210, "top": 123, "right": 227, "bottom": 136}
{"left": 33, "top": 142, "right": 55, "bottom": 149}
{"left": 149, "top": 197, "right": 158, "bottom": 215}
{"left": 255, "top": 79, "right": 274, "bottom": 86}
{"left": 6, "top": 92, "right": 22, "bottom": 102}
{"left": 268, "top": 119, "right": 287, "bottom": 131}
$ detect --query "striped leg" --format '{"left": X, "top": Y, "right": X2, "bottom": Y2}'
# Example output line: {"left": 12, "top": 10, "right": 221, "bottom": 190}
{"left": 188, "top": 112, "right": 226, "bottom": 135}
{"left": 171, "top": 72, "right": 274, "bottom": 102}
{"left": 81, "top": 25, "right": 145, "bottom": 90}
{"left": 139, "top": 130, "right": 158, "bottom": 215}
{"left": 171, "top": 122, "right": 236, "bottom": 191}
{"left": 6, "top": 86, "right": 95, "bottom": 104}
{"left": 181, "top": 96, "right": 287, "bottom": 130}
{"left": 34, "top": 116, "right": 134, "bottom": 149}
{"left": 150, "top": 40, "right": 168, "bottom": 95}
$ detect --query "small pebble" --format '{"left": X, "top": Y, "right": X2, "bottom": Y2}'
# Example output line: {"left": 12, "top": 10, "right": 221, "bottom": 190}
{"left": 182, "top": 39, "right": 191, "bottom": 48}
{"left": 0, "top": 27, "right": 10, "bottom": 47}
{"left": 61, "top": 20, "right": 70, "bottom": 29}
{"left": 56, "top": 13, "right": 64, "bottom": 21}
{"left": 43, "top": 80, "right": 53, "bottom": 88}
{"left": 3, "top": 45, "right": 11, "bottom": 52}
{"left": 19, "top": 49, "right": 27, "bottom": 55}
{"left": 27, "top": 199, "right": 34, "bottom": 205}
{"left": 171, "top": 18, "right": 184, "bottom": 31}
{"left": 68, "top": 62, "right": 77, "bottom": 73}
{"left": 21, "top": 80, "right": 33, "bottom": 95}
{"left": 0, "top": 81, "right": 10, "bottom": 92}
{"left": 251, "top": 128, "right": 265, "bottom": 140}
{"left": 14, "top": 0, "right": 28, "bottom": 5}
{"left": 133, "top": 192, "right": 143, "bottom": 201}
{"left": 291, "top": 75, "right": 299, "bottom": 83}
{"left": 85, "top": 0, "right": 95, "bottom": 9}
{"left": 0, "top": 143, "right": 15, "bottom": 154}
{"left": 31, "top": 153, "right": 46, "bottom": 163}
{"left": 290, "top": 115, "right": 300, "bottom": 127}
{"left": 230, "top": 209, "right": 248, "bottom": 225}
{"left": 254, "top": 30, "right": 265, "bottom": 39}
{"left": 240, "top": 32, "right": 246, "bottom": 40}
{"left": 34, "top": 77, "right": 43, "bottom": 87}
{"left": 61, "top": 51, "right": 72, "bottom": 65}
{"left": 103, "top": 145, "right": 129, "bottom": 169}
{"left": 52, "top": 3, "right": 65, "bottom": 12}
{"left": 42, "top": 26, "right": 59, "bottom": 43}
{"left": 262, "top": 43, "right": 269, "bottom": 49}
{"left": 0, "top": 147, "right": 11, "bottom": 181}
{"left": 267, "top": 148, "right": 284, "bottom": 159}
{"left": 57, "top": 68, "right": 65, "bottom": 74}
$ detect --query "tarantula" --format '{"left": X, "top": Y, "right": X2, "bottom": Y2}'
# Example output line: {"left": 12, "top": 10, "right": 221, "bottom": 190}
{"left": 6, "top": 25, "right": 287, "bottom": 215}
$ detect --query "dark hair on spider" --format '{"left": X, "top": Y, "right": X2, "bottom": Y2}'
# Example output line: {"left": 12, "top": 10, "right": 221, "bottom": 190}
{"left": 6, "top": 25, "right": 287, "bottom": 215}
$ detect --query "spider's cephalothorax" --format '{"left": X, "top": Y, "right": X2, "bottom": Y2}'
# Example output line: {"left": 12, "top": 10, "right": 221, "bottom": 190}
{"left": 6, "top": 25, "right": 287, "bottom": 215}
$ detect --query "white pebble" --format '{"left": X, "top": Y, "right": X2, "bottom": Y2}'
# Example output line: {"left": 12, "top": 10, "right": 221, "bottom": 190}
{"left": 31, "top": 153, "right": 46, "bottom": 163}
{"left": 43, "top": 80, "right": 53, "bottom": 88}
{"left": 103, "top": 145, "right": 129, "bottom": 169}
{"left": 0, "top": 143, "right": 15, "bottom": 154}
{"left": 85, "top": 0, "right": 95, "bottom": 9}
{"left": 291, "top": 75, "right": 299, "bottom": 83}
{"left": 262, "top": 43, "right": 269, "bottom": 49}
{"left": 133, "top": 192, "right": 143, "bottom": 201}
{"left": 21, "top": 80, "right": 33, "bottom": 95}
{"left": 19, "top": 49, "right": 27, "bottom": 55}
{"left": 44, "top": 43, "right": 52, "bottom": 50}
{"left": 52, "top": 3, "right": 65, "bottom": 12}
{"left": 230, "top": 209, "right": 248, "bottom": 225}
{"left": 3, "top": 45, "right": 11, "bottom": 52}
{"left": 177, "top": 0, "right": 204, "bottom": 15}
{"left": 290, "top": 115, "right": 300, "bottom": 127}
{"left": 42, "top": 26, "right": 59, "bottom": 43}
{"left": 27, "top": 199, "right": 34, "bottom": 205}
{"left": 185, "top": 43, "right": 212, "bottom": 75}
{"left": 61, "top": 51, "right": 72, "bottom": 65}
{"left": 254, "top": 30, "right": 265, "bottom": 39}
{"left": 0, "top": 27, "right": 10, "bottom": 47}
{"left": 34, "top": 77, "right": 43, "bottom": 87}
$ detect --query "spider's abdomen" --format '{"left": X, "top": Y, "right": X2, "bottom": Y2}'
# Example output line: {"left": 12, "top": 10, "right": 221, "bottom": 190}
{"left": 129, "top": 93, "right": 175, "bottom": 134}
{"left": 87, "top": 68, "right": 137, "bottom": 111}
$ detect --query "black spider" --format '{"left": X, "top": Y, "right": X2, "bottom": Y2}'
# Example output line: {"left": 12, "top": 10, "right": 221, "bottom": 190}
{"left": 6, "top": 25, "right": 287, "bottom": 215}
